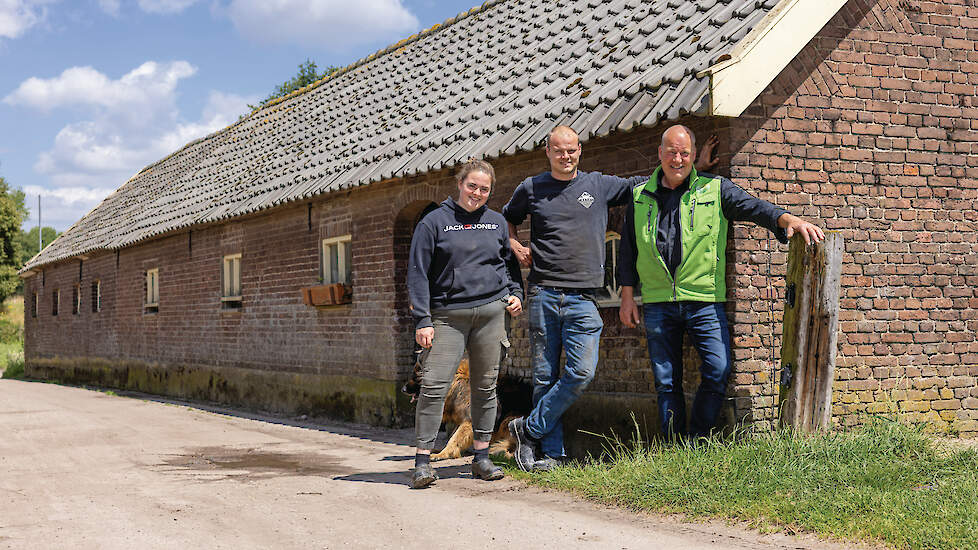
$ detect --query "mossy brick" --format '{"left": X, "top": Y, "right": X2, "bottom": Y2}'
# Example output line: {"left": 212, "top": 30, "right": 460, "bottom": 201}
{"left": 27, "top": 356, "right": 411, "bottom": 427}
{"left": 948, "top": 376, "right": 976, "bottom": 388}
{"left": 954, "top": 419, "right": 978, "bottom": 435}
{"left": 899, "top": 400, "right": 932, "bottom": 412}
{"left": 849, "top": 379, "right": 880, "bottom": 391}
{"left": 866, "top": 401, "right": 898, "bottom": 414}
{"left": 932, "top": 399, "right": 961, "bottom": 411}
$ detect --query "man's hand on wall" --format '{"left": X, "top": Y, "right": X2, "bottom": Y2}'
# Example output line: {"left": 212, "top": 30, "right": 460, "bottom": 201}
{"left": 695, "top": 134, "right": 719, "bottom": 173}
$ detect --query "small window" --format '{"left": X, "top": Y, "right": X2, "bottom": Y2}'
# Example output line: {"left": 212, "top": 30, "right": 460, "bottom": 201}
{"left": 31, "top": 292, "right": 38, "bottom": 318}
{"left": 145, "top": 268, "right": 159, "bottom": 312}
{"left": 91, "top": 280, "right": 101, "bottom": 313}
{"left": 596, "top": 232, "right": 624, "bottom": 306}
{"left": 222, "top": 253, "right": 242, "bottom": 306}
{"left": 322, "top": 235, "right": 352, "bottom": 285}
{"left": 52, "top": 289, "right": 59, "bottom": 316}
{"left": 72, "top": 284, "right": 81, "bottom": 315}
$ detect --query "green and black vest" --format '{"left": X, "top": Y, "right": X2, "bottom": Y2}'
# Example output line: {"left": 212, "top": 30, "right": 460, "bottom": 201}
{"left": 632, "top": 167, "right": 729, "bottom": 303}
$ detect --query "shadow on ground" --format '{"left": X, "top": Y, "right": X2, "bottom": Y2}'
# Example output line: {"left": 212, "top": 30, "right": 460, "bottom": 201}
{"left": 333, "top": 464, "right": 470, "bottom": 487}
{"left": 100, "top": 386, "right": 421, "bottom": 447}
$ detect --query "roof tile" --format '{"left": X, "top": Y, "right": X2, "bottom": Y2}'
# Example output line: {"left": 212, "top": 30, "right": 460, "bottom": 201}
{"left": 25, "top": 0, "right": 776, "bottom": 271}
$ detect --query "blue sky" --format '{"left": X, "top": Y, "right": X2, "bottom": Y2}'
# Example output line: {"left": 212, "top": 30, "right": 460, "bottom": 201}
{"left": 0, "top": 0, "right": 479, "bottom": 231}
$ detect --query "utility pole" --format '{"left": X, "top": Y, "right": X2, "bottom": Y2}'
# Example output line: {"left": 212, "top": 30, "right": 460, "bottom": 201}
{"left": 38, "top": 195, "right": 41, "bottom": 251}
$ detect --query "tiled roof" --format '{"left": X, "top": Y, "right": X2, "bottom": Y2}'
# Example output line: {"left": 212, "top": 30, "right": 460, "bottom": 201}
{"left": 25, "top": 0, "right": 779, "bottom": 271}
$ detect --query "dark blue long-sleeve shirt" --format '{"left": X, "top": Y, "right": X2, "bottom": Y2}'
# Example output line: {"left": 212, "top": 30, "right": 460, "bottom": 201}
{"left": 408, "top": 198, "right": 524, "bottom": 329}
{"left": 617, "top": 172, "right": 789, "bottom": 288}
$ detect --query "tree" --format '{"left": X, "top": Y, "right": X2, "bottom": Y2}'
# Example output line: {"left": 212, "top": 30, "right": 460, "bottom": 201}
{"left": 249, "top": 59, "right": 339, "bottom": 111}
{"left": 0, "top": 177, "right": 26, "bottom": 303}
{"left": 17, "top": 226, "right": 60, "bottom": 266}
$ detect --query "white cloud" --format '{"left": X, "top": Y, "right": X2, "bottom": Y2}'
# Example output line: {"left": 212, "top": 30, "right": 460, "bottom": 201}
{"left": 137, "top": 0, "right": 198, "bottom": 14}
{"left": 97, "top": 0, "right": 120, "bottom": 16}
{"left": 3, "top": 61, "right": 197, "bottom": 112}
{"left": 226, "top": 0, "right": 419, "bottom": 48}
{"left": 154, "top": 90, "right": 254, "bottom": 152}
{"left": 32, "top": 87, "right": 255, "bottom": 186}
{"left": 24, "top": 184, "right": 113, "bottom": 204}
{"left": 35, "top": 121, "right": 150, "bottom": 176}
{"left": 95, "top": 0, "right": 197, "bottom": 16}
{"left": 22, "top": 184, "right": 117, "bottom": 231}
{"left": 0, "top": 0, "right": 56, "bottom": 39}
{"left": 7, "top": 61, "right": 256, "bottom": 230}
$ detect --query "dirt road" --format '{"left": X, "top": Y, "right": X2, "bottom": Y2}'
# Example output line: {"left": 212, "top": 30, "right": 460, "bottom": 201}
{"left": 0, "top": 380, "right": 861, "bottom": 549}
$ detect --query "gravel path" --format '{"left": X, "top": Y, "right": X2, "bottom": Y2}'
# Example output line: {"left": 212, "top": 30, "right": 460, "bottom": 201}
{"left": 0, "top": 380, "right": 868, "bottom": 550}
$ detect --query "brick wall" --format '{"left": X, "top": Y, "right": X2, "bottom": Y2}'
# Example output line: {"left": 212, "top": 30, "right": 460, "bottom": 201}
{"left": 23, "top": 124, "right": 694, "bottom": 427}
{"left": 726, "top": 0, "right": 977, "bottom": 436}
{"left": 24, "top": 0, "right": 978, "bottom": 437}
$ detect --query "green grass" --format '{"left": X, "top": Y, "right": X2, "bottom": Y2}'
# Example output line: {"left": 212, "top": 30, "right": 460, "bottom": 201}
{"left": 510, "top": 419, "right": 978, "bottom": 549}
{"left": 0, "top": 295, "right": 24, "bottom": 379}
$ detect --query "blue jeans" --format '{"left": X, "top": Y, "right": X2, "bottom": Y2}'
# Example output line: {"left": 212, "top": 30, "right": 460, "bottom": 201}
{"left": 525, "top": 285, "right": 603, "bottom": 458}
{"left": 643, "top": 301, "right": 733, "bottom": 440}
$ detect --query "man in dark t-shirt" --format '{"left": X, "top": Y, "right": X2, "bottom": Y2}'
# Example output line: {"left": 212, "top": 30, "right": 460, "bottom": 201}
{"left": 502, "top": 126, "right": 663, "bottom": 471}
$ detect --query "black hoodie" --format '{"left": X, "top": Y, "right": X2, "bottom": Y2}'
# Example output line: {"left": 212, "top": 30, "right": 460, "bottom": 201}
{"left": 408, "top": 198, "right": 524, "bottom": 329}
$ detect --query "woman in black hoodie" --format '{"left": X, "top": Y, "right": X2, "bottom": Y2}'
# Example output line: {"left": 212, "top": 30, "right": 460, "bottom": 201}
{"left": 407, "top": 159, "right": 524, "bottom": 489}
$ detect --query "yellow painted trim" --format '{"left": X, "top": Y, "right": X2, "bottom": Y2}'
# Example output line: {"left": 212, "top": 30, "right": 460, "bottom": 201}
{"left": 698, "top": 0, "right": 848, "bottom": 117}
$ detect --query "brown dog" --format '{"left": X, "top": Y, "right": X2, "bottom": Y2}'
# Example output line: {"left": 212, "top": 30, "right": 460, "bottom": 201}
{"left": 401, "top": 354, "right": 531, "bottom": 461}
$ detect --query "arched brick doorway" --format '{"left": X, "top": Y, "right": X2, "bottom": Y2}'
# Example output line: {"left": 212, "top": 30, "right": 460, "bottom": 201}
{"left": 392, "top": 200, "right": 439, "bottom": 381}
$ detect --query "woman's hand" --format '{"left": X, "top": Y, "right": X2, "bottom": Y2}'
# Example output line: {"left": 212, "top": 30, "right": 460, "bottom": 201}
{"left": 506, "top": 295, "right": 522, "bottom": 317}
{"left": 415, "top": 327, "right": 434, "bottom": 348}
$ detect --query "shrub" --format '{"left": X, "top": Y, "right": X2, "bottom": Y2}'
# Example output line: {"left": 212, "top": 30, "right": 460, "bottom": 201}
{"left": 0, "top": 318, "right": 21, "bottom": 344}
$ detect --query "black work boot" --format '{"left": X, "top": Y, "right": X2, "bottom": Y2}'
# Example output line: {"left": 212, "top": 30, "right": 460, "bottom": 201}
{"left": 532, "top": 456, "right": 560, "bottom": 472}
{"left": 472, "top": 457, "right": 504, "bottom": 481}
{"left": 411, "top": 463, "right": 438, "bottom": 489}
{"left": 508, "top": 417, "right": 537, "bottom": 472}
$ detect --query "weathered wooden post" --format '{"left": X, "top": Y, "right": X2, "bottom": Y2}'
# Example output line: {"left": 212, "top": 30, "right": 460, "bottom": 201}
{"left": 778, "top": 232, "right": 844, "bottom": 431}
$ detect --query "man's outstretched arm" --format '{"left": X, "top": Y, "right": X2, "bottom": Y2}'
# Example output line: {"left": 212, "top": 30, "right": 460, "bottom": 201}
{"left": 720, "top": 179, "right": 824, "bottom": 244}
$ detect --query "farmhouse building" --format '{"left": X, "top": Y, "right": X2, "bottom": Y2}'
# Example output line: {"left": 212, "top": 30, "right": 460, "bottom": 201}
{"left": 22, "top": 0, "right": 978, "bottom": 443}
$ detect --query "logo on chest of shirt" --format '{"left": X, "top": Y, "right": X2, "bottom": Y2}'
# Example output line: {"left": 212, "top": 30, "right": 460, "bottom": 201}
{"left": 443, "top": 223, "right": 499, "bottom": 232}
{"left": 577, "top": 192, "right": 594, "bottom": 208}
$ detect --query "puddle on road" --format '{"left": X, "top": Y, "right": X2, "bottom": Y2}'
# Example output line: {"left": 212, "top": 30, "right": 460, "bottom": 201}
{"left": 160, "top": 447, "right": 358, "bottom": 480}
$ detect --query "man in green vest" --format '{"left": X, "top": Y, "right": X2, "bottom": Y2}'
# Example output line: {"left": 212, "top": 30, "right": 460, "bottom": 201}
{"left": 617, "top": 124, "right": 823, "bottom": 440}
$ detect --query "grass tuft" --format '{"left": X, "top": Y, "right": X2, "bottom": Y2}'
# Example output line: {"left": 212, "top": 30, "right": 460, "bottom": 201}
{"left": 1, "top": 352, "right": 24, "bottom": 379}
{"left": 0, "top": 296, "right": 24, "bottom": 379}
{"left": 510, "top": 419, "right": 978, "bottom": 549}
